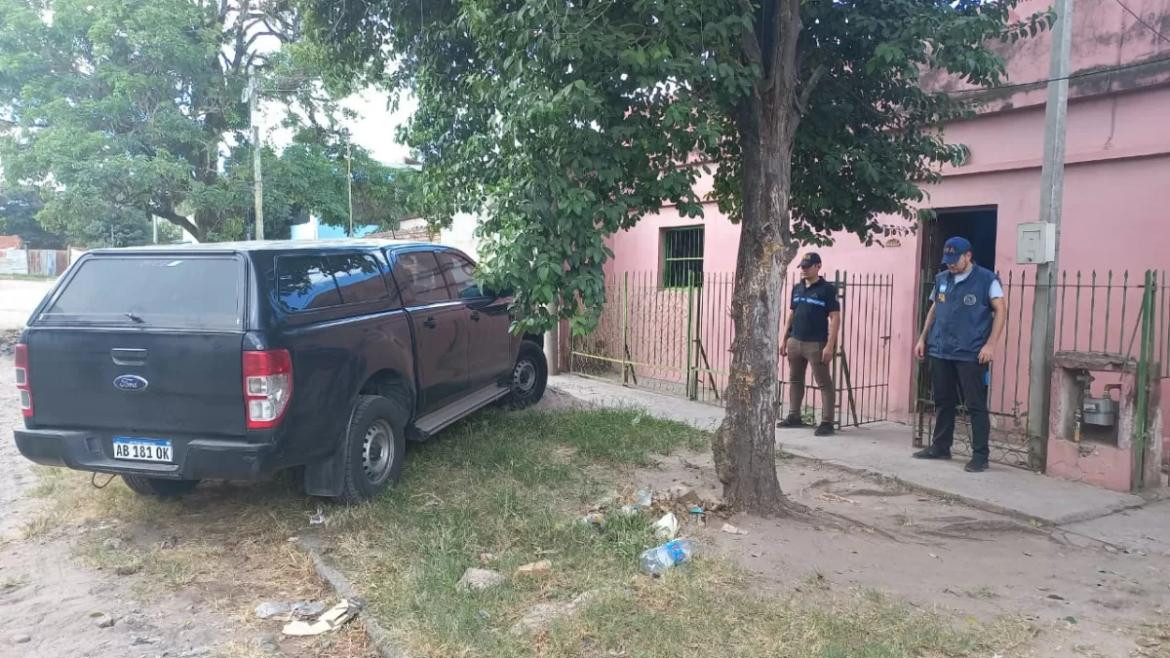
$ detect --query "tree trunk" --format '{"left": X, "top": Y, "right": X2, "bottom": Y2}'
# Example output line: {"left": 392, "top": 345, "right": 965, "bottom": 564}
{"left": 712, "top": 0, "right": 803, "bottom": 514}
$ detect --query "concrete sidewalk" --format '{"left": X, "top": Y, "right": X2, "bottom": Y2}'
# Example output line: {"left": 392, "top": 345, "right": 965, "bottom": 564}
{"left": 549, "top": 374, "right": 1146, "bottom": 526}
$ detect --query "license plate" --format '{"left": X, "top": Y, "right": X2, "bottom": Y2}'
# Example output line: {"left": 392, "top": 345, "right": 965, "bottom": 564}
{"left": 112, "top": 437, "right": 173, "bottom": 463}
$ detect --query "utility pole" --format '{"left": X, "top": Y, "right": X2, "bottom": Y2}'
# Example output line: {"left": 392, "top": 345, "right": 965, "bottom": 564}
{"left": 247, "top": 74, "right": 265, "bottom": 240}
{"left": 152, "top": 215, "right": 158, "bottom": 244}
{"left": 346, "top": 140, "right": 354, "bottom": 238}
{"left": 1026, "top": 0, "right": 1073, "bottom": 469}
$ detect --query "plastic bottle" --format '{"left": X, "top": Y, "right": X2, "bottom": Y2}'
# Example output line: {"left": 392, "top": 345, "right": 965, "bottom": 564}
{"left": 619, "top": 488, "right": 654, "bottom": 516}
{"left": 639, "top": 539, "right": 695, "bottom": 575}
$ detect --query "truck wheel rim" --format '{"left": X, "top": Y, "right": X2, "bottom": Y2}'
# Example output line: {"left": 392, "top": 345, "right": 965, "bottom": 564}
{"left": 513, "top": 359, "right": 537, "bottom": 395}
{"left": 362, "top": 419, "right": 394, "bottom": 485}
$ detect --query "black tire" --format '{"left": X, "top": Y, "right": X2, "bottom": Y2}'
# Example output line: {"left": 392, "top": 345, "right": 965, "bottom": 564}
{"left": 336, "top": 395, "right": 408, "bottom": 503}
{"left": 505, "top": 342, "right": 548, "bottom": 409}
{"left": 121, "top": 475, "right": 200, "bottom": 497}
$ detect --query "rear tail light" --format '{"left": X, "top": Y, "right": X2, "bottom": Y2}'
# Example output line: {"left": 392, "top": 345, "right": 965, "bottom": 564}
{"left": 14, "top": 343, "right": 31, "bottom": 417}
{"left": 242, "top": 350, "right": 292, "bottom": 429}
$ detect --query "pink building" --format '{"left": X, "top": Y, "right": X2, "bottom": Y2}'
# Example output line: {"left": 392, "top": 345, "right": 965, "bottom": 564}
{"left": 588, "top": 0, "right": 1170, "bottom": 473}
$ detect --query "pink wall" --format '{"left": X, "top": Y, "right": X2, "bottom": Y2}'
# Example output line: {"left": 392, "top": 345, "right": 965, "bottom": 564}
{"left": 604, "top": 2, "right": 1170, "bottom": 441}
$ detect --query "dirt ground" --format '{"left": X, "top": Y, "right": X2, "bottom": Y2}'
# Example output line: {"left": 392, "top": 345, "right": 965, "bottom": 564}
{"left": 636, "top": 450, "right": 1170, "bottom": 658}
{"left": 2, "top": 352, "right": 1167, "bottom": 658}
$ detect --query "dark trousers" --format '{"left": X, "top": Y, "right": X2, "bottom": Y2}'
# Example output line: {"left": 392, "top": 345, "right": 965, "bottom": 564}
{"left": 929, "top": 357, "right": 989, "bottom": 461}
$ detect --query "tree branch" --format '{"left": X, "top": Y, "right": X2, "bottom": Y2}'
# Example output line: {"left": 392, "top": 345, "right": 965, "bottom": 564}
{"left": 795, "top": 64, "right": 826, "bottom": 115}
{"left": 150, "top": 207, "right": 201, "bottom": 238}
{"left": 738, "top": 0, "right": 764, "bottom": 69}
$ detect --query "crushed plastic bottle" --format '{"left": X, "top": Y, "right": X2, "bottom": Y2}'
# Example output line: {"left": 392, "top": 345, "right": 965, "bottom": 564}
{"left": 619, "top": 488, "right": 653, "bottom": 516}
{"left": 633, "top": 488, "right": 653, "bottom": 507}
{"left": 639, "top": 539, "right": 695, "bottom": 576}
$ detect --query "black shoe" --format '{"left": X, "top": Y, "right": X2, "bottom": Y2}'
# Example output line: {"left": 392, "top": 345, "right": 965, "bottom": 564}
{"left": 814, "top": 422, "right": 835, "bottom": 437}
{"left": 912, "top": 447, "right": 952, "bottom": 460}
{"left": 777, "top": 415, "right": 807, "bottom": 428}
{"left": 964, "top": 459, "right": 989, "bottom": 473}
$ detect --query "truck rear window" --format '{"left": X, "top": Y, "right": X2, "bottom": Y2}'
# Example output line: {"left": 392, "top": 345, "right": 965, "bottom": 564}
{"left": 40, "top": 256, "right": 242, "bottom": 330}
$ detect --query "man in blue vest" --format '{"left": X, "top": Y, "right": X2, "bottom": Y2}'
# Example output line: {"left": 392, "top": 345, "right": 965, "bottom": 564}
{"left": 913, "top": 237, "right": 1007, "bottom": 472}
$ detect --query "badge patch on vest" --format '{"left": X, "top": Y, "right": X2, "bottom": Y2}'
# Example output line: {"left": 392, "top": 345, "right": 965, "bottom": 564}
{"left": 963, "top": 293, "right": 977, "bottom": 306}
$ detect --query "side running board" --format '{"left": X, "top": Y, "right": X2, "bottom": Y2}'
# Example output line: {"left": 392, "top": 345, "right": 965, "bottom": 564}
{"left": 410, "top": 384, "right": 510, "bottom": 440}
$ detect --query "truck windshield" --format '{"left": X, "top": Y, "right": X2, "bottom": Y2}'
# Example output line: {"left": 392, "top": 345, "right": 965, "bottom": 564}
{"left": 39, "top": 256, "right": 243, "bottom": 330}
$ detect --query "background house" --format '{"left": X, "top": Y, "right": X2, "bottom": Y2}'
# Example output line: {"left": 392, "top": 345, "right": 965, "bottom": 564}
{"left": 592, "top": 0, "right": 1170, "bottom": 459}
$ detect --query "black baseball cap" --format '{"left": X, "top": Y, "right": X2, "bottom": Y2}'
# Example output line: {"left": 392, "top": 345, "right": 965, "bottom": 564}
{"left": 798, "top": 252, "right": 822, "bottom": 268}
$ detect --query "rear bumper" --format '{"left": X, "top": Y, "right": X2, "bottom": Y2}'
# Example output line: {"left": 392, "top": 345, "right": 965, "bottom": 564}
{"left": 13, "top": 428, "right": 279, "bottom": 481}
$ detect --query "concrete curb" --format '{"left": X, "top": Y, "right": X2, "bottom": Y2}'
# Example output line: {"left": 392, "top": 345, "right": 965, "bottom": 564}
{"left": 776, "top": 445, "right": 1144, "bottom": 526}
{"left": 295, "top": 534, "right": 407, "bottom": 658}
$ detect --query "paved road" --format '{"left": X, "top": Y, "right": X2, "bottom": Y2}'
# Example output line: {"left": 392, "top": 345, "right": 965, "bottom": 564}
{"left": 0, "top": 279, "right": 54, "bottom": 330}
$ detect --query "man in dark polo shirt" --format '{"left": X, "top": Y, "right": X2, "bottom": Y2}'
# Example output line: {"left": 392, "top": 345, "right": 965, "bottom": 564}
{"left": 778, "top": 252, "right": 840, "bottom": 436}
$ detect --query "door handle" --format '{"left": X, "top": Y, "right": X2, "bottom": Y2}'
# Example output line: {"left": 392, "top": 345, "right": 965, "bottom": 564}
{"left": 470, "top": 311, "right": 480, "bottom": 322}
{"left": 111, "top": 348, "right": 148, "bottom": 366}
{"left": 422, "top": 317, "right": 437, "bottom": 329}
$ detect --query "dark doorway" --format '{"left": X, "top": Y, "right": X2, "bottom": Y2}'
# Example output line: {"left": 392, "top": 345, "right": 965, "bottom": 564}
{"left": 930, "top": 207, "right": 998, "bottom": 273}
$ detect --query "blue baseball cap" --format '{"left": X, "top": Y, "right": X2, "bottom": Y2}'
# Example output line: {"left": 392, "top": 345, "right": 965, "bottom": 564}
{"left": 941, "top": 237, "right": 972, "bottom": 265}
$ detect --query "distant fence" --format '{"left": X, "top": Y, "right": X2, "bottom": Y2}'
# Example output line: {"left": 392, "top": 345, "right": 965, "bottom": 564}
{"left": 0, "top": 248, "right": 75, "bottom": 276}
{"left": 569, "top": 270, "right": 895, "bottom": 428}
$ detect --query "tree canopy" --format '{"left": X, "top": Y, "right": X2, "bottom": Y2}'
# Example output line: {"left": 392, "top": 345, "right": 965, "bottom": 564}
{"left": 0, "top": 0, "right": 418, "bottom": 244}
{"left": 0, "top": 189, "right": 67, "bottom": 248}
{"left": 302, "top": 0, "right": 1047, "bottom": 331}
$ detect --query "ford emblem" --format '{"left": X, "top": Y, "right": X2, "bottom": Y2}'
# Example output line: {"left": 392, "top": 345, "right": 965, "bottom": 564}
{"left": 113, "top": 374, "right": 149, "bottom": 392}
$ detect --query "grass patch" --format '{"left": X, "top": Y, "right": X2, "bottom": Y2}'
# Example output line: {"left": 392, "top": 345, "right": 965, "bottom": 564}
{"left": 323, "top": 408, "right": 1032, "bottom": 658}
{"left": 21, "top": 407, "right": 1034, "bottom": 657}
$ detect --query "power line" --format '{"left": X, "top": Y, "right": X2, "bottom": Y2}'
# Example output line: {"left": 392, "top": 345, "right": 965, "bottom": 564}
{"left": 949, "top": 51, "right": 1170, "bottom": 95}
{"left": 1112, "top": 0, "right": 1170, "bottom": 44}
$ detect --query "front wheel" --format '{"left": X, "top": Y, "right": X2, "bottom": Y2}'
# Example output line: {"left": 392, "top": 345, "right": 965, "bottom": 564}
{"left": 505, "top": 342, "right": 548, "bottom": 409}
{"left": 121, "top": 475, "right": 200, "bottom": 497}
{"left": 336, "top": 395, "right": 408, "bottom": 503}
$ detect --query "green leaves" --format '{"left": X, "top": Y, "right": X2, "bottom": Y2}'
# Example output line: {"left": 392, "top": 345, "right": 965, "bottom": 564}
{"left": 302, "top": 0, "right": 1031, "bottom": 334}
{"left": 0, "top": 0, "right": 416, "bottom": 245}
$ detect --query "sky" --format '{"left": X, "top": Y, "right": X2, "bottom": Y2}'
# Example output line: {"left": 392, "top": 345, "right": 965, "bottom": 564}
{"left": 339, "top": 89, "right": 418, "bottom": 165}
{"left": 259, "top": 86, "right": 417, "bottom": 166}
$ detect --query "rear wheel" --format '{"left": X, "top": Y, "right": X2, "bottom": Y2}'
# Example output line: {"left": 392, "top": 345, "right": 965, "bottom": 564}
{"left": 336, "top": 395, "right": 408, "bottom": 503}
{"left": 505, "top": 342, "right": 548, "bottom": 409}
{"left": 121, "top": 475, "right": 200, "bottom": 497}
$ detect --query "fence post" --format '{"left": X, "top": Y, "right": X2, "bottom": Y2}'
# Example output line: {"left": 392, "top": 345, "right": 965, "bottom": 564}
{"left": 685, "top": 272, "right": 696, "bottom": 399}
{"left": 622, "top": 272, "right": 630, "bottom": 386}
{"left": 1132, "top": 270, "right": 1156, "bottom": 491}
{"left": 834, "top": 271, "right": 845, "bottom": 428}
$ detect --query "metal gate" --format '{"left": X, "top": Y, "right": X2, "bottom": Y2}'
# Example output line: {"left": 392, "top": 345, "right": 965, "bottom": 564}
{"left": 913, "top": 268, "right": 1169, "bottom": 473}
{"left": 569, "top": 270, "right": 895, "bottom": 428}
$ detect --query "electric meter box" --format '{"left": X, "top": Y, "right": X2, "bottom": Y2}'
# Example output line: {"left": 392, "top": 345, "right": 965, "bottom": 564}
{"left": 1017, "top": 222, "right": 1056, "bottom": 264}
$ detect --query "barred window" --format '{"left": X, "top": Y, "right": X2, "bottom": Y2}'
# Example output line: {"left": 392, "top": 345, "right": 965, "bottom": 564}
{"left": 661, "top": 226, "right": 704, "bottom": 288}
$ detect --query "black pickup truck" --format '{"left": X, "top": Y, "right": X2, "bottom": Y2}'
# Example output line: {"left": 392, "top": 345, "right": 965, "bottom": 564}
{"left": 12, "top": 240, "right": 547, "bottom": 501}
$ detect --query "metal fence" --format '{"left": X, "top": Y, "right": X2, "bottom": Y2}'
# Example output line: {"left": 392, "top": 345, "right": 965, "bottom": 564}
{"left": 569, "top": 270, "right": 895, "bottom": 428}
{"left": 913, "top": 268, "right": 1169, "bottom": 471}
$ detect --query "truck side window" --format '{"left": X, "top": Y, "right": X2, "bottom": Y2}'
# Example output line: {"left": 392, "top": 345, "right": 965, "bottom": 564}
{"left": 277, "top": 255, "right": 342, "bottom": 311}
{"left": 395, "top": 251, "right": 451, "bottom": 305}
{"left": 436, "top": 252, "right": 481, "bottom": 300}
{"left": 326, "top": 253, "right": 395, "bottom": 306}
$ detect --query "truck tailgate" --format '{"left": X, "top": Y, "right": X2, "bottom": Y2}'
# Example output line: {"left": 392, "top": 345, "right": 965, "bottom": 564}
{"left": 27, "top": 330, "right": 247, "bottom": 436}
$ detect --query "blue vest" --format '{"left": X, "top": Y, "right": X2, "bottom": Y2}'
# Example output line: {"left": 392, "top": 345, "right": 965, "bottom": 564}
{"left": 927, "top": 265, "right": 997, "bottom": 362}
